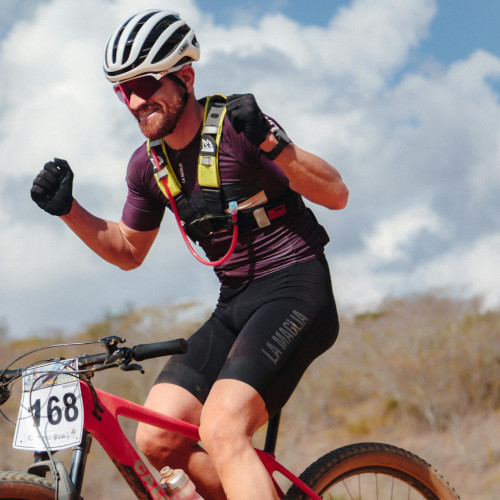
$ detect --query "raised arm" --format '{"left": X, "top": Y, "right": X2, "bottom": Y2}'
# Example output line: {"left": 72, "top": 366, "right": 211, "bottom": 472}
{"left": 61, "top": 200, "right": 159, "bottom": 270}
{"left": 260, "top": 141, "right": 348, "bottom": 210}
{"left": 31, "top": 159, "right": 158, "bottom": 270}
{"left": 225, "top": 94, "right": 348, "bottom": 210}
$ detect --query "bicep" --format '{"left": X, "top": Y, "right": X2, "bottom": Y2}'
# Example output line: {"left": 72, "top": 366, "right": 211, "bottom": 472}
{"left": 118, "top": 220, "right": 160, "bottom": 267}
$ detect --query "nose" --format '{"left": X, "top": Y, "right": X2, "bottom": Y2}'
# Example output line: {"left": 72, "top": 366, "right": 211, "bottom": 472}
{"left": 127, "top": 91, "right": 148, "bottom": 109}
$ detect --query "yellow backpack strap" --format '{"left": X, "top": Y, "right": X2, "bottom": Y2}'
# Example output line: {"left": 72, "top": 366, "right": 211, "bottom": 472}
{"left": 148, "top": 139, "right": 182, "bottom": 198}
{"left": 147, "top": 139, "right": 197, "bottom": 224}
{"left": 198, "top": 94, "right": 227, "bottom": 213}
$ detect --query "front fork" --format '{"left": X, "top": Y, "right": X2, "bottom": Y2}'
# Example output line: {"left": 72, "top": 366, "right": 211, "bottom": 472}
{"left": 27, "top": 429, "right": 92, "bottom": 500}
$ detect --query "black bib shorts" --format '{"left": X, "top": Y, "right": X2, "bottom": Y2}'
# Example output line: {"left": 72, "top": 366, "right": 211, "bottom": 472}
{"left": 155, "top": 257, "right": 339, "bottom": 417}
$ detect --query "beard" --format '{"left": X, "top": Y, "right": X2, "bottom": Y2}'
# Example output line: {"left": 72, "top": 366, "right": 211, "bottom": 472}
{"left": 134, "top": 89, "right": 188, "bottom": 140}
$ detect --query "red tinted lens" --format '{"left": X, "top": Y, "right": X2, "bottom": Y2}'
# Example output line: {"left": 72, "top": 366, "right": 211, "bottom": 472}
{"left": 113, "top": 84, "right": 128, "bottom": 104}
{"left": 114, "top": 75, "right": 163, "bottom": 105}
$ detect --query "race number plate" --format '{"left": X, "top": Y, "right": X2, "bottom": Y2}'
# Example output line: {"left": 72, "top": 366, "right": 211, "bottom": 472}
{"left": 13, "top": 359, "right": 83, "bottom": 451}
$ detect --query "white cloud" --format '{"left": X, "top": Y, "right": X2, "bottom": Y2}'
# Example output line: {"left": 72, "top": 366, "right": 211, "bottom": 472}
{"left": 1, "top": 0, "right": 500, "bottom": 337}
{"left": 323, "top": 0, "right": 436, "bottom": 90}
{"left": 0, "top": 220, "right": 97, "bottom": 292}
{"left": 332, "top": 228, "right": 500, "bottom": 315}
{"left": 419, "top": 233, "right": 500, "bottom": 305}
{"left": 363, "top": 206, "right": 443, "bottom": 261}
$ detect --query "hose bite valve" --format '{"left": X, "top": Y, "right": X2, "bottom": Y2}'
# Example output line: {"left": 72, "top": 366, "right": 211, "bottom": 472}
{"left": 229, "top": 201, "right": 238, "bottom": 223}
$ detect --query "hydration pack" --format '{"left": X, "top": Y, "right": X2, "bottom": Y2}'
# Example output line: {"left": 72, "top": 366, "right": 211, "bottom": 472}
{"left": 147, "top": 95, "right": 304, "bottom": 242}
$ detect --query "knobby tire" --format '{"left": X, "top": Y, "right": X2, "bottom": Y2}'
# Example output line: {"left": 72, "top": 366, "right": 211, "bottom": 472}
{"left": 0, "top": 471, "right": 56, "bottom": 499}
{"left": 284, "top": 442, "right": 460, "bottom": 499}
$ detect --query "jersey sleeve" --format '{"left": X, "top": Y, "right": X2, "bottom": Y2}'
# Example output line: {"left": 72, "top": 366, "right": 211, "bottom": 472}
{"left": 121, "top": 143, "right": 166, "bottom": 231}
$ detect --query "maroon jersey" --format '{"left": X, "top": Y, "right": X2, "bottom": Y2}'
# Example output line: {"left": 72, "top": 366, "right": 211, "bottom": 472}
{"left": 122, "top": 111, "right": 329, "bottom": 287}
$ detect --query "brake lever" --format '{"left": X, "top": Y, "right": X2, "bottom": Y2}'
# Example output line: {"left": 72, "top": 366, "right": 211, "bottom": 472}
{"left": 100, "top": 336, "right": 126, "bottom": 356}
{"left": 120, "top": 363, "right": 144, "bottom": 374}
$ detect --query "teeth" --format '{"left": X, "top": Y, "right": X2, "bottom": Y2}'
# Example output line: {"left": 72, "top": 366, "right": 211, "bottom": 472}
{"left": 138, "top": 108, "right": 158, "bottom": 120}
{"left": 140, "top": 110, "right": 155, "bottom": 119}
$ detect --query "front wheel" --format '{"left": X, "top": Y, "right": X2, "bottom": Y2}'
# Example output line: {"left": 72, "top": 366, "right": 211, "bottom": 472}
{"left": 0, "top": 471, "right": 56, "bottom": 499}
{"left": 285, "top": 442, "right": 460, "bottom": 499}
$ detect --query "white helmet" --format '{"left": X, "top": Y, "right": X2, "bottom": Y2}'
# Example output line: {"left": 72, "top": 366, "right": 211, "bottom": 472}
{"left": 103, "top": 9, "right": 200, "bottom": 83}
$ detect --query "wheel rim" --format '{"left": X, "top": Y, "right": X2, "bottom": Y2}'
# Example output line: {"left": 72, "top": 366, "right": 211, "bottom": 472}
{"left": 317, "top": 467, "right": 439, "bottom": 499}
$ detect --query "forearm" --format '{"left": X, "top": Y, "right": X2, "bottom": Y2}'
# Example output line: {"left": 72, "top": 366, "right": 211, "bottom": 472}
{"left": 224, "top": 94, "right": 348, "bottom": 209}
{"left": 262, "top": 138, "right": 349, "bottom": 209}
{"left": 60, "top": 200, "right": 148, "bottom": 270}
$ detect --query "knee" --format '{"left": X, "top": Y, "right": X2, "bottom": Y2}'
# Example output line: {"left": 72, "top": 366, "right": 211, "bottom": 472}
{"left": 135, "top": 423, "right": 170, "bottom": 458}
{"left": 198, "top": 414, "right": 221, "bottom": 452}
{"left": 199, "top": 412, "right": 249, "bottom": 459}
{"left": 136, "top": 423, "right": 196, "bottom": 467}
{"left": 199, "top": 380, "right": 269, "bottom": 468}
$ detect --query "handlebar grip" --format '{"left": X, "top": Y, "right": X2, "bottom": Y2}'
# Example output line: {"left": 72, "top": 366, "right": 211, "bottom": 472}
{"left": 132, "top": 339, "right": 188, "bottom": 362}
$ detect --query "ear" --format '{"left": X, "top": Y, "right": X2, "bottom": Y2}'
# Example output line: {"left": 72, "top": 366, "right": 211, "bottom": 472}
{"left": 176, "top": 65, "right": 195, "bottom": 93}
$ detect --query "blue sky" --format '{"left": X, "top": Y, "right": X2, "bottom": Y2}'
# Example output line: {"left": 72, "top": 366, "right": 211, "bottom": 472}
{"left": 205, "top": 1, "right": 350, "bottom": 27}
{"left": 421, "top": 2, "right": 500, "bottom": 61}
{"left": 1, "top": 0, "right": 500, "bottom": 338}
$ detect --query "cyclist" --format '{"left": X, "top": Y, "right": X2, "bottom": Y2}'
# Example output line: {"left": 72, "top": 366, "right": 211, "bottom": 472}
{"left": 31, "top": 9, "right": 348, "bottom": 500}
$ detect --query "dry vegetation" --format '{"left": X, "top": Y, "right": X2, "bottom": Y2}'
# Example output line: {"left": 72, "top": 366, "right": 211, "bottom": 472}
{"left": 1, "top": 293, "right": 499, "bottom": 499}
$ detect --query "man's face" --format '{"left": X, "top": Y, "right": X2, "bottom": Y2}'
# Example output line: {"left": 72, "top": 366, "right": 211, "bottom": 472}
{"left": 127, "top": 75, "right": 188, "bottom": 140}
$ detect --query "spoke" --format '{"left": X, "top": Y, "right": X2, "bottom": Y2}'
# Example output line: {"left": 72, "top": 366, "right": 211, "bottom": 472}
{"left": 321, "top": 472, "right": 434, "bottom": 500}
{"left": 295, "top": 444, "right": 458, "bottom": 500}
{"left": 342, "top": 479, "right": 354, "bottom": 499}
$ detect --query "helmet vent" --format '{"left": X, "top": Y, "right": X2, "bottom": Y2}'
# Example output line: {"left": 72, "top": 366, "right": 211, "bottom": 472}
{"left": 103, "top": 9, "right": 200, "bottom": 83}
{"left": 152, "top": 24, "right": 190, "bottom": 64}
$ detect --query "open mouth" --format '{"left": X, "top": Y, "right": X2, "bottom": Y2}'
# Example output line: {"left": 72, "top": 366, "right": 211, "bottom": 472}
{"left": 135, "top": 105, "right": 161, "bottom": 122}
{"left": 139, "top": 109, "right": 158, "bottom": 120}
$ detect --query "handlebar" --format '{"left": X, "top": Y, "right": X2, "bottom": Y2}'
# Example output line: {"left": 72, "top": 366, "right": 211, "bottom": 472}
{"left": 132, "top": 339, "right": 188, "bottom": 361}
{"left": 0, "top": 338, "right": 188, "bottom": 385}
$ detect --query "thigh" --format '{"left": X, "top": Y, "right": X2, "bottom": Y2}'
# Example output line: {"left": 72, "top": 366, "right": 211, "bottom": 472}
{"left": 154, "top": 314, "right": 237, "bottom": 404}
{"left": 200, "top": 379, "right": 269, "bottom": 440}
{"left": 136, "top": 383, "right": 203, "bottom": 449}
{"left": 142, "top": 383, "right": 203, "bottom": 424}
{"left": 218, "top": 258, "right": 339, "bottom": 416}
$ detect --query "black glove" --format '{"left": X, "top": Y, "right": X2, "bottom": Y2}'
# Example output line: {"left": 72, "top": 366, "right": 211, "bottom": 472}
{"left": 31, "top": 158, "right": 74, "bottom": 216}
{"left": 225, "top": 93, "right": 271, "bottom": 146}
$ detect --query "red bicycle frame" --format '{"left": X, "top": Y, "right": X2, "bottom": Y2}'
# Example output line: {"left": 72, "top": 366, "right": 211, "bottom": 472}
{"left": 81, "top": 382, "right": 321, "bottom": 499}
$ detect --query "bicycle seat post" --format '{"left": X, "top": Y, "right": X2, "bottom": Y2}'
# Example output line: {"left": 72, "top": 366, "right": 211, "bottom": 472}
{"left": 264, "top": 411, "right": 281, "bottom": 455}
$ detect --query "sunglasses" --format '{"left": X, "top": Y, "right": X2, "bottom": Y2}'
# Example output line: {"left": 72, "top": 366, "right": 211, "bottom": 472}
{"left": 113, "top": 73, "right": 167, "bottom": 106}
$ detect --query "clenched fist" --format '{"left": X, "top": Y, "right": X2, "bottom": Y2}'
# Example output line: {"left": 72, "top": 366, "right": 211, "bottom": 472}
{"left": 31, "top": 158, "right": 74, "bottom": 216}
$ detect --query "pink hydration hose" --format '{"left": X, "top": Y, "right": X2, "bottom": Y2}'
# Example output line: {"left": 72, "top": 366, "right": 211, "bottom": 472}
{"left": 151, "top": 149, "right": 239, "bottom": 267}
